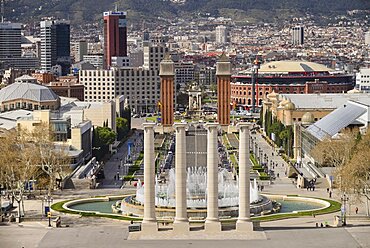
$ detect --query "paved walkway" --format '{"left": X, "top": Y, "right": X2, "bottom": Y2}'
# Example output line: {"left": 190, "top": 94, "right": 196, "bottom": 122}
{"left": 99, "top": 131, "right": 142, "bottom": 188}
{"left": 2, "top": 125, "right": 370, "bottom": 247}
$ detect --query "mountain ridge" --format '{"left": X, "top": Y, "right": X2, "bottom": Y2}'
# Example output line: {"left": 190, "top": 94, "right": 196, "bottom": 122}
{"left": 4, "top": 0, "right": 370, "bottom": 25}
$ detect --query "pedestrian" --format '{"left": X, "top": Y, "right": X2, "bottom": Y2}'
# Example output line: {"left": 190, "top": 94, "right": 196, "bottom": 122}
{"left": 355, "top": 207, "right": 359, "bottom": 214}
{"left": 277, "top": 173, "right": 279, "bottom": 178}
{"left": 329, "top": 191, "right": 332, "bottom": 198}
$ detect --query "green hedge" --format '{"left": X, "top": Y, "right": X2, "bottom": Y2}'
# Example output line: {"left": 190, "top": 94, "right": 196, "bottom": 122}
{"left": 250, "top": 152, "right": 260, "bottom": 167}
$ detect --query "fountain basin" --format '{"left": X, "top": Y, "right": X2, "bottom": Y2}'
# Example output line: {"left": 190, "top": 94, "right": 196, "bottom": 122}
{"left": 120, "top": 195, "right": 273, "bottom": 218}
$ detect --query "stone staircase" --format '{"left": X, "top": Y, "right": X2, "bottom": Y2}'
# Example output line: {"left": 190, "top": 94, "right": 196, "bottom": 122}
{"left": 71, "top": 178, "right": 91, "bottom": 190}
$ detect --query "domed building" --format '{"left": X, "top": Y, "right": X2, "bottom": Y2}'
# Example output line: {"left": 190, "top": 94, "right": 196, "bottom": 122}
{"left": 0, "top": 75, "right": 60, "bottom": 112}
{"left": 231, "top": 60, "right": 353, "bottom": 108}
{"left": 301, "top": 112, "right": 315, "bottom": 126}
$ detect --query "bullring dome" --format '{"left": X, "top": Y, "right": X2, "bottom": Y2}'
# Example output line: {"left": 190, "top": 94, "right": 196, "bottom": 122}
{"left": 302, "top": 112, "right": 315, "bottom": 125}
{"left": 258, "top": 60, "right": 334, "bottom": 74}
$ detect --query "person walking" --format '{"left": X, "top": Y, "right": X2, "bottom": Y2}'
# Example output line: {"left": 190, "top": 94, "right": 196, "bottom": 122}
{"left": 329, "top": 191, "right": 332, "bottom": 198}
{"left": 355, "top": 207, "right": 359, "bottom": 214}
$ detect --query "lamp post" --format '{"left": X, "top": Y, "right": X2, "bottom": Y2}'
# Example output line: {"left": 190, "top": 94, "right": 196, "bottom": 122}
{"left": 341, "top": 193, "right": 349, "bottom": 226}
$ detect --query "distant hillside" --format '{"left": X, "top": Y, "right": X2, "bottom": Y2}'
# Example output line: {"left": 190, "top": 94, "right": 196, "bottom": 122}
{"left": 4, "top": 0, "right": 370, "bottom": 25}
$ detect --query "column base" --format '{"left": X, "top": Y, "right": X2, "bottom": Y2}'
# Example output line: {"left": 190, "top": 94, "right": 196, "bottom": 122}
{"left": 173, "top": 221, "right": 190, "bottom": 234}
{"left": 141, "top": 221, "right": 158, "bottom": 234}
{"left": 205, "top": 220, "right": 222, "bottom": 233}
{"left": 236, "top": 220, "right": 254, "bottom": 232}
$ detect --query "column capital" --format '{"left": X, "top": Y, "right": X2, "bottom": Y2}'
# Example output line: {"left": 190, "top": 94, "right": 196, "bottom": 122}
{"left": 173, "top": 122, "right": 187, "bottom": 131}
{"left": 205, "top": 123, "right": 220, "bottom": 131}
{"left": 236, "top": 122, "right": 251, "bottom": 131}
{"left": 142, "top": 122, "right": 156, "bottom": 130}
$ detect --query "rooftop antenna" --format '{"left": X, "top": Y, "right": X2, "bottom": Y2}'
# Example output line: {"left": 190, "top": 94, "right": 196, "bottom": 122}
{"left": 1, "top": 0, "right": 4, "bottom": 23}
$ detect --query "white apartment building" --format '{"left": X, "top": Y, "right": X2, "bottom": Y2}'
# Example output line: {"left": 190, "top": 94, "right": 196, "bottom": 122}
{"left": 292, "top": 26, "right": 304, "bottom": 45}
{"left": 215, "top": 25, "right": 227, "bottom": 44}
{"left": 143, "top": 43, "right": 168, "bottom": 71}
{"left": 356, "top": 68, "right": 370, "bottom": 92}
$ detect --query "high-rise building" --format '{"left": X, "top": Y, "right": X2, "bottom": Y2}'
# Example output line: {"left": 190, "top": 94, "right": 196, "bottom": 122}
{"left": 365, "top": 31, "right": 370, "bottom": 45}
{"left": 40, "top": 20, "right": 71, "bottom": 75}
{"left": 74, "top": 40, "right": 88, "bottom": 62}
{"left": 215, "top": 25, "right": 227, "bottom": 44}
{"left": 143, "top": 43, "right": 168, "bottom": 71}
{"left": 0, "top": 23, "right": 21, "bottom": 59}
{"left": 0, "top": 22, "right": 39, "bottom": 70}
{"left": 292, "top": 26, "right": 304, "bottom": 45}
{"left": 103, "top": 11, "right": 127, "bottom": 68}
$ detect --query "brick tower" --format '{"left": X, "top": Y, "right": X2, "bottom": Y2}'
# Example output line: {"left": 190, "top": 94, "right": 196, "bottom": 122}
{"left": 159, "top": 54, "right": 175, "bottom": 126}
{"left": 216, "top": 53, "right": 231, "bottom": 126}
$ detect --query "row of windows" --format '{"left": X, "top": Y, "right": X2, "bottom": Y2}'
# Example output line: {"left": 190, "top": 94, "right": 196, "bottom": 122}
{"left": 80, "top": 70, "right": 158, "bottom": 77}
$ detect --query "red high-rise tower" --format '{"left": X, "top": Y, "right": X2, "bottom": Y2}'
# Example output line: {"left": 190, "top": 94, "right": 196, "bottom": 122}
{"left": 103, "top": 11, "right": 127, "bottom": 68}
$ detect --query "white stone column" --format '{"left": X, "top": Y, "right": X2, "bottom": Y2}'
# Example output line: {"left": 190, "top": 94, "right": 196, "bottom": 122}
{"left": 236, "top": 123, "right": 253, "bottom": 232}
{"left": 173, "top": 123, "right": 189, "bottom": 233}
{"left": 205, "top": 123, "right": 222, "bottom": 232}
{"left": 142, "top": 123, "right": 157, "bottom": 233}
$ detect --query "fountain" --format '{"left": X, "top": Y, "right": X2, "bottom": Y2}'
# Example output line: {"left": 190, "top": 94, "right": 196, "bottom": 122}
{"left": 135, "top": 167, "right": 260, "bottom": 208}
{"left": 121, "top": 166, "right": 272, "bottom": 218}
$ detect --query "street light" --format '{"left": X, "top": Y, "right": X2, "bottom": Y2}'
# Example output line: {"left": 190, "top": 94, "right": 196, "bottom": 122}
{"left": 341, "top": 193, "right": 349, "bottom": 226}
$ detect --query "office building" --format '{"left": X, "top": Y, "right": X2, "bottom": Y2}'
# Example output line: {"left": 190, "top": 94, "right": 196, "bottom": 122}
{"left": 103, "top": 11, "right": 127, "bottom": 68}
{"left": 143, "top": 43, "right": 168, "bottom": 71}
{"left": 0, "top": 23, "right": 21, "bottom": 59}
{"left": 79, "top": 67, "right": 160, "bottom": 114}
{"left": 175, "top": 62, "right": 195, "bottom": 87}
{"left": 74, "top": 40, "right": 88, "bottom": 62}
{"left": 40, "top": 20, "right": 71, "bottom": 75}
{"left": 292, "top": 26, "right": 304, "bottom": 45}
{"left": 215, "top": 25, "right": 227, "bottom": 44}
{"left": 0, "top": 23, "right": 39, "bottom": 70}
{"left": 83, "top": 54, "right": 104, "bottom": 69}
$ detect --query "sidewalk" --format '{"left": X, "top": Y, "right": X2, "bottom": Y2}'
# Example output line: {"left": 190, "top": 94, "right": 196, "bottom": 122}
{"left": 99, "top": 131, "right": 141, "bottom": 188}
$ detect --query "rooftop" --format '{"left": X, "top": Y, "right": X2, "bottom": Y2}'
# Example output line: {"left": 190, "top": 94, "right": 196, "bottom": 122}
{"left": 279, "top": 93, "right": 370, "bottom": 109}
{"left": 239, "top": 60, "right": 334, "bottom": 75}
{"left": 0, "top": 80, "right": 59, "bottom": 104}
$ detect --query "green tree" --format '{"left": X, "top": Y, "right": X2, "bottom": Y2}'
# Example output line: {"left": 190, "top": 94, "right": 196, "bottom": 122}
{"left": 117, "top": 117, "right": 129, "bottom": 140}
{"left": 121, "top": 107, "right": 132, "bottom": 130}
{"left": 92, "top": 126, "right": 116, "bottom": 160}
